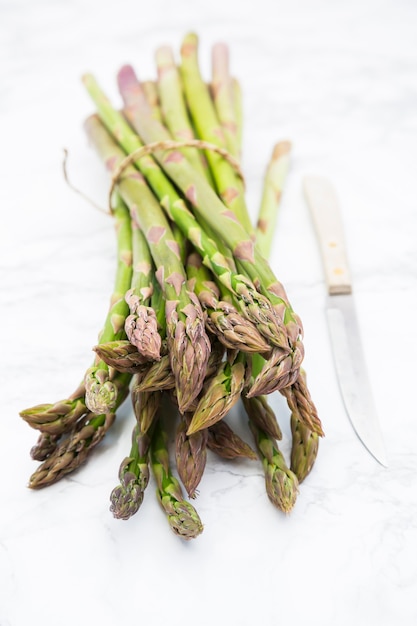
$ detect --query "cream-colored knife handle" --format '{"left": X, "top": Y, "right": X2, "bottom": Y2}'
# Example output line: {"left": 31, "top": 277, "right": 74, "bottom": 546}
{"left": 303, "top": 175, "right": 352, "bottom": 295}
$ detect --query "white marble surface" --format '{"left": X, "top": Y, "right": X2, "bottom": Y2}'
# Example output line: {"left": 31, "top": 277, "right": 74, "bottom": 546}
{"left": 1, "top": 0, "right": 417, "bottom": 624}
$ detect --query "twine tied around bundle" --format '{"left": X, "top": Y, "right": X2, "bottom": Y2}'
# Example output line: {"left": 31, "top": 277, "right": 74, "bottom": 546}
{"left": 63, "top": 139, "right": 244, "bottom": 215}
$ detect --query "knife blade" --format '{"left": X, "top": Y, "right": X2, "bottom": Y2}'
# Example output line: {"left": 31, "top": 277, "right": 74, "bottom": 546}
{"left": 303, "top": 175, "right": 388, "bottom": 466}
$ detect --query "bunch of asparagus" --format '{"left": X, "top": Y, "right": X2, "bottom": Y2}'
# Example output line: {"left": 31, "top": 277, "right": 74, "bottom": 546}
{"left": 20, "top": 33, "right": 323, "bottom": 540}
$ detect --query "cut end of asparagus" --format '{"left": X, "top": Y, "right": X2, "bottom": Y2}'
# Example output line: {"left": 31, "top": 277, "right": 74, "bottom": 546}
{"left": 272, "top": 140, "right": 292, "bottom": 159}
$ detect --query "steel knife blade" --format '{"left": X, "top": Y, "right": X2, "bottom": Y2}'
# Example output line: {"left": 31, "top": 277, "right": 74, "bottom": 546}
{"left": 303, "top": 175, "right": 388, "bottom": 466}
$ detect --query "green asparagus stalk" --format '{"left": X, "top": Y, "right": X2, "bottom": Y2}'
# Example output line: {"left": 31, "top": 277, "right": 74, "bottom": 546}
{"left": 210, "top": 42, "right": 240, "bottom": 159}
{"left": 84, "top": 193, "right": 133, "bottom": 414}
{"left": 249, "top": 420, "right": 299, "bottom": 513}
{"left": 253, "top": 142, "right": 323, "bottom": 456}
{"left": 255, "top": 141, "right": 291, "bottom": 256}
{"left": 151, "top": 414, "right": 203, "bottom": 539}
{"left": 175, "top": 412, "right": 208, "bottom": 498}
{"left": 186, "top": 252, "right": 270, "bottom": 354}
{"left": 207, "top": 419, "right": 257, "bottom": 460}
{"left": 124, "top": 220, "right": 161, "bottom": 361}
{"left": 242, "top": 141, "right": 299, "bottom": 510}
{"left": 110, "top": 420, "right": 154, "bottom": 520}
{"left": 155, "top": 45, "right": 208, "bottom": 180}
{"left": 28, "top": 372, "right": 131, "bottom": 489}
{"left": 243, "top": 142, "right": 324, "bottom": 436}
{"left": 84, "top": 114, "right": 211, "bottom": 414}
{"left": 179, "top": 32, "right": 253, "bottom": 235}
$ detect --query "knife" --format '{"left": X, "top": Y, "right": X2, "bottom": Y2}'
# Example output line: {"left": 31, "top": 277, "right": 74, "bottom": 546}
{"left": 303, "top": 175, "right": 388, "bottom": 466}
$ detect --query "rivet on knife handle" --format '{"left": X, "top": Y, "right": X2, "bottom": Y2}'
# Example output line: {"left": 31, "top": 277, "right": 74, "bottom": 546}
{"left": 303, "top": 175, "right": 352, "bottom": 295}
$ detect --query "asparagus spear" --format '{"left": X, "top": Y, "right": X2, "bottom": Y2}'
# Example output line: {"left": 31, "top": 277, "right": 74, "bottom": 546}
{"left": 151, "top": 414, "right": 203, "bottom": 539}
{"left": 249, "top": 420, "right": 299, "bottom": 513}
{"left": 253, "top": 142, "right": 322, "bottom": 459}
{"left": 84, "top": 193, "right": 133, "bottom": 413}
{"left": 28, "top": 373, "right": 131, "bottom": 489}
{"left": 282, "top": 372, "right": 320, "bottom": 481}
{"left": 110, "top": 417, "right": 155, "bottom": 520}
{"left": 124, "top": 220, "right": 161, "bottom": 361}
{"left": 186, "top": 251, "right": 270, "bottom": 354}
{"left": 245, "top": 344, "right": 304, "bottom": 398}
{"left": 20, "top": 385, "right": 89, "bottom": 436}
{"left": 186, "top": 349, "right": 249, "bottom": 435}
{"left": 256, "top": 141, "right": 292, "bottom": 256}
{"left": 154, "top": 49, "right": 236, "bottom": 265}
{"left": 241, "top": 392, "right": 282, "bottom": 441}
{"left": 131, "top": 354, "right": 175, "bottom": 393}
{"left": 175, "top": 412, "right": 208, "bottom": 498}
{"left": 179, "top": 32, "right": 253, "bottom": 235}
{"left": 236, "top": 144, "right": 298, "bottom": 508}
{"left": 210, "top": 41, "right": 240, "bottom": 159}
{"left": 131, "top": 388, "right": 161, "bottom": 434}
{"left": 92, "top": 339, "right": 152, "bottom": 373}
{"left": 84, "top": 114, "right": 211, "bottom": 414}
{"left": 155, "top": 45, "right": 208, "bottom": 180}
{"left": 207, "top": 419, "right": 257, "bottom": 460}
